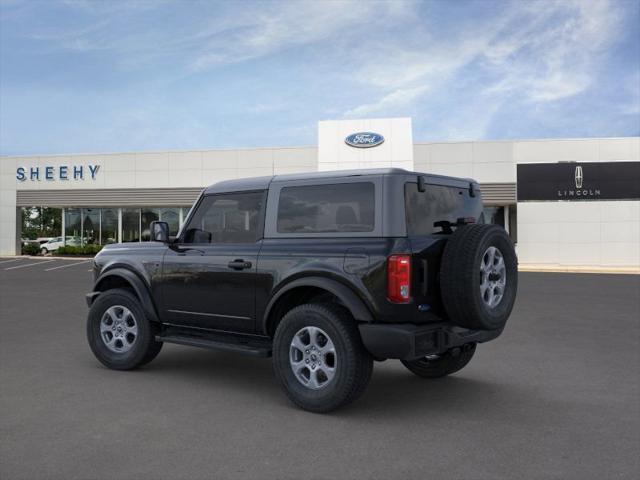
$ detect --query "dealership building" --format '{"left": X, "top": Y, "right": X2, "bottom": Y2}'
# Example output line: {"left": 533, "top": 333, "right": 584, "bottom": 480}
{"left": 1, "top": 118, "right": 638, "bottom": 271}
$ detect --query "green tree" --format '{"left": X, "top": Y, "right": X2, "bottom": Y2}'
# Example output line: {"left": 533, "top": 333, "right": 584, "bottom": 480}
{"left": 21, "top": 207, "right": 62, "bottom": 239}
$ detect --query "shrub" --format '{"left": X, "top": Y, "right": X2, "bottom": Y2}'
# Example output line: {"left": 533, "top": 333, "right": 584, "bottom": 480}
{"left": 22, "top": 243, "right": 41, "bottom": 256}
{"left": 56, "top": 244, "right": 103, "bottom": 256}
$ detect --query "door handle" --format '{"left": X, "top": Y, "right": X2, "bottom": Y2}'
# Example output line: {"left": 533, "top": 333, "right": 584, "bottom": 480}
{"left": 228, "top": 259, "right": 252, "bottom": 270}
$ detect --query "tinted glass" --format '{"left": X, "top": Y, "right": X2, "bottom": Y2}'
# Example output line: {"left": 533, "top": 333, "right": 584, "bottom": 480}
{"left": 82, "top": 208, "right": 100, "bottom": 245}
{"left": 101, "top": 208, "right": 118, "bottom": 244}
{"left": 277, "top": 183, "right": 375, "bottom": 234}
{"left": 184, "top": 192, "right": 264, "bottom": 244}
{"left": 64, "top": 208, "right": 81, "bottom": 245}
{"left": 141, "top": 208, "right": 160, "bottom": 241}
{"left": 122, "top": 208, "right": 140, "bottom": 242}
{"left": 405, "top": 183, "right": 473, "bottom": 235}
{"left": 160, "top": 208, "right": 180, "bottom": 236}
{"left": 480, "top": 207, "right": 505, "bottom": 227}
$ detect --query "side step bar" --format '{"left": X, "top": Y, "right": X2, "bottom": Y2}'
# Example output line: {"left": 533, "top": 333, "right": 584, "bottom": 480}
{"left": 156, "top": 327, "right": 272, "bottom": 357}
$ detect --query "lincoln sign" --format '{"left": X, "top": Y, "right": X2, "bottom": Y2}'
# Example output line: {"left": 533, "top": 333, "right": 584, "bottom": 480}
{"left": 517, "top": 162, "right": 640, "bottom": 201}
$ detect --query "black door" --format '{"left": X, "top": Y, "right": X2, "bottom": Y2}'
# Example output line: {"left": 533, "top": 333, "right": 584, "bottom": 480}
{"left": 160, "top": 191, "right": 266, "bottom": 333}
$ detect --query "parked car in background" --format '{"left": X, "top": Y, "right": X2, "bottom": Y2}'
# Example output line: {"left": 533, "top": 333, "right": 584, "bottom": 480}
{"left": 40, "top": 236, "right": 80, "bottom": 254}
{"left": 40, "top": 237, "right": 64, "bottom": 254}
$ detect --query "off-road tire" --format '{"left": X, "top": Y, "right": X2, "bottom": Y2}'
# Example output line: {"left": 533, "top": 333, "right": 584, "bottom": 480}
{"left": 401, "top": 343, "right": 476, "bottom": 378}
{"left": 440, "top": 224, "right": 517, "bottom": 330}
{"left": 273, "top": 303, "right": 373, "bottom": 413}
{"left": 87, "top": 288, "right": 163, "bottom": 370}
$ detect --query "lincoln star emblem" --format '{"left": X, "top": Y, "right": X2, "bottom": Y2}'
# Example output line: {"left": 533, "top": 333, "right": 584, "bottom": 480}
{"left": 575, "top": 166, "right": 583, "bottom": 189}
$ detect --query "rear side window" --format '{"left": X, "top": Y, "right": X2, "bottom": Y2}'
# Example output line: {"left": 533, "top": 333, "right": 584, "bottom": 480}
{"left": 405, "top": 182, "right": 471, "bottom": 235}
{"left": 277, "top": 183, "right": 375, "bottom": 234}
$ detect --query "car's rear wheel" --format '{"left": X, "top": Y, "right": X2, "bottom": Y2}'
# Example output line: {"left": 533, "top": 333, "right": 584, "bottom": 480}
{"left": 273, "top": 303, "right": 373, "bottom": 413}
{"left": 401, "top": 343, "right": 476, "bottom": 378}
{"left": 87, "top": 288, "right": 162, "bottom": 370}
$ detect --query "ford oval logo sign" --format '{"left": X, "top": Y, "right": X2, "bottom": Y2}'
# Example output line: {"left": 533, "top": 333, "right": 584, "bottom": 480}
{"left": 345, "top": 132, "right": 385, "bottom": 148}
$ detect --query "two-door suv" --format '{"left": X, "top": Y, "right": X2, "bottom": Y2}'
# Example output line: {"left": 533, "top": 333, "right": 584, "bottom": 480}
{"left": 86, "top": 169, "right": 517, "bottom": 412}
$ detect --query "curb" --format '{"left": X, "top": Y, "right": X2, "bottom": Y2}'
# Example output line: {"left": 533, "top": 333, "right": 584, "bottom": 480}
{"left": 1, "top": 255, "right": 95, "bottom": 261}
{"left": 519, "top": 265, "right": 640, "bottom": 275}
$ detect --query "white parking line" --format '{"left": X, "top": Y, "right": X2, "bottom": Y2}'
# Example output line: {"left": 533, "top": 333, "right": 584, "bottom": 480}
{"left": 0, "top": 258, "right": 24, "bottom": 265}
{"left": 5, "top": 260, "right": 56, "bottom": 270}
{"left": 45, "top": 260, "right": 91, "bottom": 271}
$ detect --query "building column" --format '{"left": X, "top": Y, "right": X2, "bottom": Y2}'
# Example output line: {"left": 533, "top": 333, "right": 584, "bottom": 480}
{"left": 61, "top": 208, "right": 66, "bottom": 245}
{"left": 0, "top": 160, "right": 18, "bottom": 256}
{"left": 117, "top": 208, "right": 122, "bottom": 243}
{"left": 14, "top": 207, "right": 21, "bottom": 255}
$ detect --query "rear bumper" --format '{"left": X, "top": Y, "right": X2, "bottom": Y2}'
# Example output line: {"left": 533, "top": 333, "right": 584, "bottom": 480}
{"left": 359, "top": 322, "right": 503, "bottom": 361}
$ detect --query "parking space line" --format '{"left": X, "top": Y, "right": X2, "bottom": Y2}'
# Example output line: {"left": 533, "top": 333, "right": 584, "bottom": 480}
{"left": 5, "top": 260, "right": 56, "bottom": 270}
{"left": 0, "top": 258, "right": 24, "bottom": 265}
{"left": 45, "top": 260, "right": 91, "bottom": 271}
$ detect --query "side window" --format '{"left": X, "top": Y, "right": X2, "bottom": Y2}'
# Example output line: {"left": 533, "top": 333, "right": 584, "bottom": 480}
{"left": 183, "top": 191, "right": 264, "bottom": 244}
{"left": 277, "top": 182, "right": 375, "bottom": 233}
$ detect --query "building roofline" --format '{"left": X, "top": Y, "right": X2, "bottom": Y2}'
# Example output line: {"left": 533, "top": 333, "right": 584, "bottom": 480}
{"left": 0, "top": 145, "right": 318, "bottom": 159}
{"left": 2, "top": 136, "right": 637, "bottom": 158}
{"left": 412, "top": 136, "right": 640, "bottom": 146}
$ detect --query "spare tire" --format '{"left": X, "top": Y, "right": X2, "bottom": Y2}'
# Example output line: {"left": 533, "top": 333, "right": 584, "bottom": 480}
{"left": 440, "top": 224, "right": 517, "bottom": 331}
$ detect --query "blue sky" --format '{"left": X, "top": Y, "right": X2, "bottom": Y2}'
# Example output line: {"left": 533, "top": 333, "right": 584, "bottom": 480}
{"left": 1, "top": 0, "right": 639, "bottom": 155}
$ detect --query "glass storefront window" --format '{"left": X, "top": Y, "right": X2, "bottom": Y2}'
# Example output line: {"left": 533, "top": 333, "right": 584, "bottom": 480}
{"left": 480, "top": 207, "right": 505, "bottom": 228}
{"left": 122, "top": 208, "right": 140, "bottom": 242}
{"left": 64, "top": 208, "right": 82, "bottom": 246}
{"left": 160, "top": 208, "right": 180, "bottom": 237}
{"left": 101, "top": 209, "right": 119, "bottom": 244}
{"left": 59, "top": 205, "right": 194, "bottom": 244}
{"left": 21, "top": 207, "right": 62, "bottom": 240}
{"left": 82, "top": 208, "right": 100, "bottom": 245}
{"left": 141, "top": 208, "right": 160, "bottom": 241}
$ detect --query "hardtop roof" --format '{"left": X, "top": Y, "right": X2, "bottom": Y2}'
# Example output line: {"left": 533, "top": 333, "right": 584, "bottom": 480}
{"left": 203, "top": 168, "right": 475, "bottom": 194}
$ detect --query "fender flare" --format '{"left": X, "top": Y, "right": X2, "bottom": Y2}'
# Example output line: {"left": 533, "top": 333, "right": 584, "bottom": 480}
{"left": 262, "top": 276, "right": 373, "bottom": 333}
{"left": 91, "top": 267, "right": 160, "bottom": 323}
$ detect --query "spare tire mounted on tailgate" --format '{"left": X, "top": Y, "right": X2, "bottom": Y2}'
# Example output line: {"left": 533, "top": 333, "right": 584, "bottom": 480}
{"left": 440, "top": 224, "right": 518, "bottom": 331}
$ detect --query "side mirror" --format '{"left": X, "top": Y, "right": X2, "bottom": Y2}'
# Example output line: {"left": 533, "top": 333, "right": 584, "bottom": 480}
{"left": 150, "top": 221, "right": 170, "bottom": 243}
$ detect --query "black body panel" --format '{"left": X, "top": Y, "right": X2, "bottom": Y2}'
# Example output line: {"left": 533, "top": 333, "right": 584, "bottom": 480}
{"left": 87, "top": 168, "right": 499, "bottom": 359}
{"left": 159, "top": 242, "right": 261, "bottom": 332}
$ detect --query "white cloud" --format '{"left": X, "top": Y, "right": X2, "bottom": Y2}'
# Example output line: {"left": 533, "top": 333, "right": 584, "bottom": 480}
{"left": 189, "top": 1, "right": 413, "bottom": 71}
{"left": 483, "top": 0, "right": 622, "bottom": 103}
{"left": 344, "top": 85, "right": 429, "bottom": 118}
{"left": 341, "top": 0, "right": 625, "bottom": 132}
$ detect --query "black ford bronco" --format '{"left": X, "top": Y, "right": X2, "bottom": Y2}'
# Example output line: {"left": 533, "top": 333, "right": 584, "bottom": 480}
{"left": 86, "top": 169, "right": 517, "bottom": 412}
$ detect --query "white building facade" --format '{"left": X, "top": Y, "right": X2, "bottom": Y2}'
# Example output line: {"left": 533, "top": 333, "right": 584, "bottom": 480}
{"left": 1, "top": 118, "right": 638, "bottom": 271}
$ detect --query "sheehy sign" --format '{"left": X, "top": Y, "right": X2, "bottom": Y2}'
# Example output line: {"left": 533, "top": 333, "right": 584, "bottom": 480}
{"left": 16, "top": 164, "right": 100, "bottom": 182}
{"left": 517, "top": 162, "right": 640, "bottom": 201}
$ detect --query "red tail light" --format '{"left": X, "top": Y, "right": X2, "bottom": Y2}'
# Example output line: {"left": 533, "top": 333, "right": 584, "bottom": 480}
{"left": 387, "top": 255, "right": 411, "bottom": 303}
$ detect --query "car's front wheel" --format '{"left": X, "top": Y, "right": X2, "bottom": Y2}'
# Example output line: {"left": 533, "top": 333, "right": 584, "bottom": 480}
{"left": 273, "top": 303, "right": 373, "bottom": 413}
{"left": 40, "top": 247, "right": 48, "bottom": 255}
{"left": 87, "top": 288, "right": 162, "bottom": 370}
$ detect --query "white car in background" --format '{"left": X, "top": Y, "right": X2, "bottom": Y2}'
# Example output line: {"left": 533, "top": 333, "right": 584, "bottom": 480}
{"left": 40, "top": 237, "right": 80, "bottom": 255}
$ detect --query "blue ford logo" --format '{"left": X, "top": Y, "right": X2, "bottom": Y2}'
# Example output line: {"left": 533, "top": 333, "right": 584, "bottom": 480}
{"left": 345, "top": 132, "right": 385, "bottom": 148}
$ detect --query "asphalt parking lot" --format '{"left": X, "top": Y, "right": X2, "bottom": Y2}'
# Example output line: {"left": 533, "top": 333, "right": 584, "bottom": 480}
{"left": 0, "top": 257, "right": 638, "bottom": 480}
